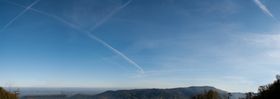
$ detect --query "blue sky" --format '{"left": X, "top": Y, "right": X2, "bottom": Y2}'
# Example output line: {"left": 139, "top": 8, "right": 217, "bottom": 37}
{"left": 1, "top": 0, "right": 280, "bottom": 92}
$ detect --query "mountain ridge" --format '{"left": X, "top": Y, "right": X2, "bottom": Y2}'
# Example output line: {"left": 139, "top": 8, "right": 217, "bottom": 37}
{"left": 21, "top": 86, "right": 245, "bottom": 99}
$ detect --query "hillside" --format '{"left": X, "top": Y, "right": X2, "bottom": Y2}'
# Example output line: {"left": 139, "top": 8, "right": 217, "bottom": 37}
{"left": 20, "top": 86, "right": 245, "bottom": 99}
{"left": 0, "top": 87, "right": 18, "bottom": 99}
{"left": 92, "top": 86, "right": 227, "bottom": 99}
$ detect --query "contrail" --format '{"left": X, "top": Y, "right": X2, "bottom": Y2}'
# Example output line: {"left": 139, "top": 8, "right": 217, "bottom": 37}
{"left": 89, "top": 0, "right": 132, "bottom": 32}
{"left": 3, "top": 1, "right": 145, "bottom": 74}
{"left": 253, "top": 0, "right": 276, "bottom": 19}
{"left": 0, "top": 0, "right": 40, "bottom": 33}
{"left": 86, "top": 33, "right": 145, "bottom": 74}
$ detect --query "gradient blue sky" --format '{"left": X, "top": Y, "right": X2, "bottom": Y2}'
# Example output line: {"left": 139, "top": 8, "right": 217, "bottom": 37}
{"left": 1, "top": 0, "right": 280, "bottom": 92}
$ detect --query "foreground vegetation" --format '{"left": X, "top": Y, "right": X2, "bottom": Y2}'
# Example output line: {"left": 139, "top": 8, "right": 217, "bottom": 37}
{"left": 0, "top": 87, "right": 18, "bottom": 99}
{"left": 194, "top": 75, "right": 280, "bottom": 99}
{"left": 251, "top": 75, "right": 280, "bottom": 99}
{"left": 193, "top": 90, "right": 222, "bottom": 99}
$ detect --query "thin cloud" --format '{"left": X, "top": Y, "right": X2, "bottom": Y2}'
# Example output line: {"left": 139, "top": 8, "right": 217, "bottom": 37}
{"left": 244, "top": 33, "right": 280, "bottom": 48}
{"left": 0, "top": 0, "right": 40, "bottom": 32}
{"left": 253, "top": 0, "right": 275, "bottom": 18}
{"left": 243, "top": 33, "right": 280, "bottom": 62}
{"left": 89, "top": 0, "right": 132, "bottom": 32}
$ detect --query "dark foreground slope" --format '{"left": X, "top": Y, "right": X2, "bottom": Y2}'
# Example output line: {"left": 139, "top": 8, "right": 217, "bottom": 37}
{"left": 21, "top": 86, "right": 232, "bottom": 99}
{"left": 0, "top": 87, "right": 18, "bottom": 99}
{"left": 253, "top": 76, "right": 280, "bottom": 99}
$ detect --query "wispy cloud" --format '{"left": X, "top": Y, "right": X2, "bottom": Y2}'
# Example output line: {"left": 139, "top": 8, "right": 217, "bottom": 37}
{"left": 244, "top": 33, "right": 280, "bottom": 48}
{"left": 253, "top": 0, "right": 275, "bottom": 18}
{"left": 89, "top": 0, "right": 132, "bottom": 32}
{"left": 243, "top": 33, "right": 280, "bottom": 63}
{"left": 0, "top": 0, "right": 40, "bottom": 32}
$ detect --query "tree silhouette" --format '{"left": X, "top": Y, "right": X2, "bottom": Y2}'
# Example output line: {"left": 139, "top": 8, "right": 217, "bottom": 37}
{"left": 0, "top": 87, "right": 18, "bottom": 99}
{"left": 245, "top": 92, "right": 254, "bottom": 99}
{"left": 193, "top": 90, "right": 220, "bottom": 99}
{"left": 253, "top": 75, "right": 280, "bottom": 99}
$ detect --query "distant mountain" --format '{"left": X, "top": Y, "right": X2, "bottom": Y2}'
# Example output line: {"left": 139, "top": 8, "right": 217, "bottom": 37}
{"left": 20, "top": 86, "right": 246, "bottom": 99}
{"left": 9, "top": 87, "right": 106, "bottom": 96}
{"left": 91, "top": 86, "right": 227, "bottom": 99}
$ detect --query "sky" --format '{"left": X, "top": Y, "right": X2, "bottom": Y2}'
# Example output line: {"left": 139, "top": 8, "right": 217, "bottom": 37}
{"left": 0, "top": 0, "right": 280, "bottom": 92}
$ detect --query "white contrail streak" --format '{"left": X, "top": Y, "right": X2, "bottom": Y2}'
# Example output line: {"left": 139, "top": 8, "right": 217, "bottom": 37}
{"left": 253, "top": 0, "right": 275, "bottom": 18}
{"left": 86, "top": 33, "right": 145, "bottom": 74}
{"left": 3, "top": 1, "right": 145, "bottom": 74}
{"left": 0, "top": 0, "right": 40, "bottom": 32}
{"left": 89, "top": 0, "right": 132, "bottom": 32}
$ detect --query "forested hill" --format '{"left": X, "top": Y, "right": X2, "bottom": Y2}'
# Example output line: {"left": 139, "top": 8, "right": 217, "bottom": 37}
{"left": 22, "top": 86, "right": 242, "bottom": 99}
{"left": 91, "top": 86, "right": 228, "bottom": 99}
